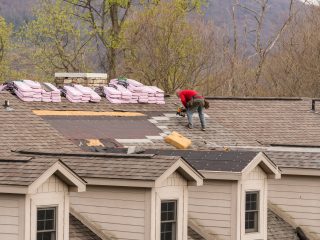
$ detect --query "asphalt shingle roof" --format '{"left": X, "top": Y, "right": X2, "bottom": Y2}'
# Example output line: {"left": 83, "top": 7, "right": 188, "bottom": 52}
{"left": 188, "top": 226, "right": 206, "bottom": 240}
{"left": 69, "top": 214, "right": 102, "bottom": 240}
{"left": 0, "top": 92, "right": 80, "bottom": 155}
{"left": 0, "top": 152, "right": 181, "bottom": 185}
{"left": 105, "top": 149, "right": 259, "bottom": 172}
{"left": 267, "top": 209, "right": 299, "bottom": 240}
{"left": 0, "top": 157, "right": 58, "bottom": 185}
{"left": 266, "top": 151, "right": 320, "bottom": 169}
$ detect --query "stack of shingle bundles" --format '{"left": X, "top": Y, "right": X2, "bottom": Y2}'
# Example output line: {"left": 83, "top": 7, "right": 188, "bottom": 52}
{"left": 149, "top": 86, "right": 165, "bottom": 104}
{"left": 40, "top": 87, "right": 51, "bottom": 102}
{"left": 144, "top": 86, "right": 158, "bottom": 104}
{"left": 23, "top": 80, "right": 42, "bottom": 102}
{"left": 113, "top": 84, "right": 132, "bottom": 103}
{"left": 63, "top": 86, "right": 84, "bottom": 103}
{"left": 74, "top": 84, "right": 101, "bottom": 103}
{"left": 125, "top": 80, "right": 148, "bottom": 103}
{"left": 42, "top": 83, "right": 61, "bottom": 102}
{"left": 13, "top": 81, "right": 36, "bottom": 102}
{"left": 103, "top": 86, "right": 123, "bottom": 103}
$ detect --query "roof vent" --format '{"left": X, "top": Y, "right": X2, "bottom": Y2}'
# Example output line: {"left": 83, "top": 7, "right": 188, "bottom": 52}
{"left": 3, "top": 100, "right": 13, "bottom": 111}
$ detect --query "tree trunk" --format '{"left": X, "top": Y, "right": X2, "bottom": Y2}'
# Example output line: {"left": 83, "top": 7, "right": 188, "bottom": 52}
{"left": 109, "top": 3, "right": 120, "bottom": 79}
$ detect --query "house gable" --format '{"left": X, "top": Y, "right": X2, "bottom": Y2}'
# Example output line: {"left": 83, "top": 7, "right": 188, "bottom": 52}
{"left": 36, "top": 175, "right": 68, "bottom": 193}
{"left": 28, "top": 160, "right": 86, "bottom": 194}
{"left": 241, "top": 152, "right": 281, "bottom": 180}
{"left": 155, "top": 158, "right": 203, "bottom": 187}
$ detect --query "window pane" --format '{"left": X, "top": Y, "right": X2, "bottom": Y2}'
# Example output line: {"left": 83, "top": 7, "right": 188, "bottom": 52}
{"left": 46, "top": 209, "right": 54, "bottom": 220}
{"left": 37, "top": 220, "right": 45, "bottom": 231}
{"left": 168, "top": 212, "right": 174, "bottom": 221}
{"left": 45, "top": 220, "right": 54, "bottom": 230}
{"left": 167, "top": 202, "right": 175, "bottom": 211}
{"left": 37, "top": 210, "right": 45, "bottom": 221}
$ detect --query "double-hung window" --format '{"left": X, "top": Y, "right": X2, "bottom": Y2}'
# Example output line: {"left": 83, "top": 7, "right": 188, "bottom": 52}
{"left": 37, "top": 207, "right": 56, "bottom": 240}
{"left": 245, "top": 191, "right": 259, "bottom": 233}
{"left": 161, "top": 201, "right": 177, "bottom": 240}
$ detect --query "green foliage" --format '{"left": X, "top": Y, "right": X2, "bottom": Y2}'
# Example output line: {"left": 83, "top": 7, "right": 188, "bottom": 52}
{"left": 18, "top": 0, "right": 92, "bottom": 79}
{"left": 0, "top": 16, "right": 13, "bottom": 82}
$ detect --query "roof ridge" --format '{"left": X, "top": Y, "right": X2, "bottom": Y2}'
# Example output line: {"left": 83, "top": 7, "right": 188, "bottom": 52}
{"left": 12, "top": 149, "right": 155, "bottom": 159}
{"left": 204, "top": 96, "right": 303, "bottom": 101}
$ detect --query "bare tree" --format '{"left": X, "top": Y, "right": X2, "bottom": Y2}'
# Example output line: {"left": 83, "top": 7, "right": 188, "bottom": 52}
{"left": 122, "top": 3, "right": 217, "bottom": 94}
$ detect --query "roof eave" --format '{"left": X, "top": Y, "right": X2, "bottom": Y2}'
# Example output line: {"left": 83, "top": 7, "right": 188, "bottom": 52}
{"left": 0, "top": 184, "right": 28, "bottom": 194}
{"left": 199, "top": 170, "right": 242, "bottom": 180}
{"left": 280, "top": 167, "right": 320, "bottom": 177}
{"left": 85, "top": 177, "right": 155, "bottom": 188}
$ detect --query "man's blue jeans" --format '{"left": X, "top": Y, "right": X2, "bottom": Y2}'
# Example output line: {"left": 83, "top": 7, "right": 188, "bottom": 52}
{"left": 187, "top": 106, "right": 206, "bottom": 129}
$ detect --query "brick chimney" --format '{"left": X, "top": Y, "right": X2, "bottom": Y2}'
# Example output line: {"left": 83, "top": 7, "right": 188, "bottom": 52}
{"left": 54, "top": 73, "right": 108, "bottom": 88}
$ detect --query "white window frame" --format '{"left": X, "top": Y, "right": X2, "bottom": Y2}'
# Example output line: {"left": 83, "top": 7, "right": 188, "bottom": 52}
{"left": 152, "top": 183, "right": 188, "bottom": 240}
{"left": 245, "top": 191, "right": 260, "bottom": 233}
{"left": 37, "top": 207, "right": 57, "bottom": 240}
{"left": 240, "top": 168, "right": 267, "bottom": 240}
{"left": 28, "top": 192, "right": 68, "bottom": 240}
{"left": 160, "top": 200, "right": 177, "bottom": 240}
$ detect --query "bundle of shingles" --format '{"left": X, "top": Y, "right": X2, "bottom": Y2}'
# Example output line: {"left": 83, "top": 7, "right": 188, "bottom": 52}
{"left": 63, "top": 85, "right": 101, "bottom": 103}
{"left": 103, "top": 86, "right": 123, "bottom": 103}
{"left": 13, "top": 80, "right": 61, "bottom": 102}
{"left": 105, "top": 79, "right": 165, "bottom": 104}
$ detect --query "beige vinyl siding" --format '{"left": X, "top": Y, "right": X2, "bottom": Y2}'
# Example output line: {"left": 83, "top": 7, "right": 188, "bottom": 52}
{"left": 36, "top": 175, "right": 68, "bottom": 193}
{"left": 70, "top": 186, "right": 147, "bottom": 240}
{"left": 0, "top": 194, "right": 24, "bottom": 240}
{"left": 161, "top": 171, "right": 187, "bottom": 187}
{"left": 268, "top": 175, "right": 320, "bottom": 237}
{"left": 189, "top": 180, "right": 233, "bottom": 240}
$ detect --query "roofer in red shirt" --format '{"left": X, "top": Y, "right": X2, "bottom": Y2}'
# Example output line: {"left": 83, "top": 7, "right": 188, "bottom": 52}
{"left": 176, "top": 89, "right": 208, "bottom": 131}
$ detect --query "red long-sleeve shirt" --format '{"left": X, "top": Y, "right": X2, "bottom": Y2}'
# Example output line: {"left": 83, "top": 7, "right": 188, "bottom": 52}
{"left": 178, "top": 90, "right": 202, "bottom": 107}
